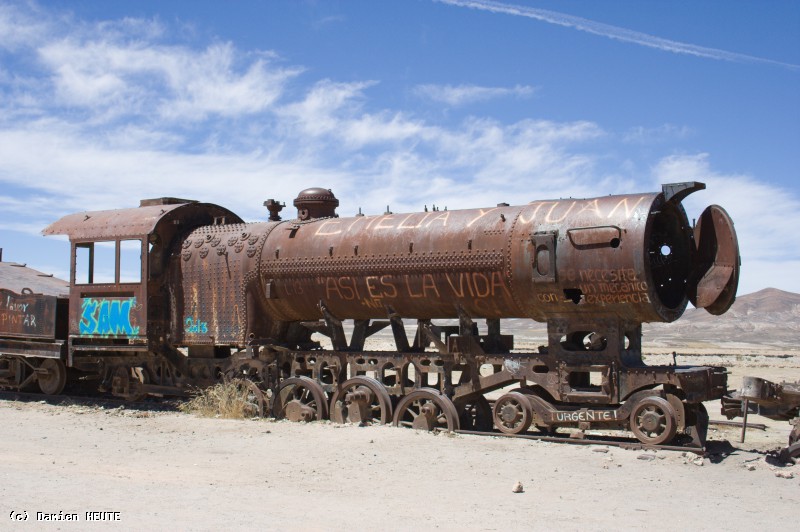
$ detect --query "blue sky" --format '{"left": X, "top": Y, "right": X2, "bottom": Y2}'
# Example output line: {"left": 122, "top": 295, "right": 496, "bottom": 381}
{"left": 1, "top": 0, "right": 798, "bottom": 295}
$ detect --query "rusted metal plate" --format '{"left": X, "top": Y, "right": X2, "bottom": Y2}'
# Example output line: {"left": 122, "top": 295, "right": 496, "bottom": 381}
{"left": 690, "top": 204, "right": 740, "bottom": 315}
{"left": 42, "top": 201, "right": 243, "bottom": 240}
{"left": 259, "top": 206, "right": 521, "bottom": 321}
{"left": 740, "top": 376, "right": 800, "bottom": 410}
{"left": 43, "top": 203, "right": 190, "bottom": 240}
{"left": 566, "top": 225, "right": 622, "bottom": 248}
{"left": 0, "top": 337, "right": 64, "bottom": 358}
{"left": 174, "top": 222, "right": 267, "bottom": 345}
{"left": 0, "top": 288, "right": 59, "bottom": 339}
{"left": 0, "top": 261, "right": 69, "bottom": 297}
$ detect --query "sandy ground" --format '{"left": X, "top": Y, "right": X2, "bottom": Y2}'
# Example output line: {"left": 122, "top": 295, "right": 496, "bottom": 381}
{"left": 2, "top": 342, "right": 799, "bottom": 531}
{"left": 2, "top": 371, "right": 799, "bottom": 532}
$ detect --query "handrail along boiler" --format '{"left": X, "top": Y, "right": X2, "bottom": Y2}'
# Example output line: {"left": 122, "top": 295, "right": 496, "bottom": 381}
{"left": 0, "top": 182, "right": 740, "bottom": 446}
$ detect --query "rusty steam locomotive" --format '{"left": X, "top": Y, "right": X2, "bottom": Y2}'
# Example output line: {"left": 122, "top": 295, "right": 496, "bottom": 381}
{"left": 0, "top": 182, "right": 741, "bottom": 446}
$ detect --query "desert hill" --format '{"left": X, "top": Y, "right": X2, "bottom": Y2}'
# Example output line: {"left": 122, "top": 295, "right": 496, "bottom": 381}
{"left": 644, "top": 287, "right": 800, "bottom": 351}
{"left": 679, "top": 287, "right": 800, "bottom": 324}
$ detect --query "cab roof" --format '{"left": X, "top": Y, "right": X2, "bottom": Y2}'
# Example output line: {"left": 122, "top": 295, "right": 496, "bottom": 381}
{"left": 42, "top": 200, "right": 243, "bottom": 241}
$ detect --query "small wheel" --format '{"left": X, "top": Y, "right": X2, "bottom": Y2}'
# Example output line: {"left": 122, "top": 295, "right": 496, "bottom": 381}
{"left": 780, "top": 441, "right": 800, "bottom": 462}
{"left": 780, "top": 424, "right": 800, "bottom": 462}
{"left": 37, "top": 359, "right": 67, "bottom": 396}
{"left": 789, "top": 424, "right": 799, "bottom": 446}
{"left": 273, "top": 376, "right": 328, "bottom": 422}
{"left": 779, "top": 421, "right": 800, "bottom": 462}
{"left": 455, "top": 394, "right": 493, "bottom": 432}
{"left": 231, "top": 379, "right": 266, "bottom": 418}
{"left": 111, "top": 366, "right": 147, "bottom": 401}
{"left": 630, "top": 396, "right": 677, "bottom": 445}
{"left": 330, "top": 376, "right": 393, "bottom": 425}
{"left": 393, "top": 388, "right": 460, "bottom": 432}
{"left": 7, "top": 356, "right": 38, "bottom": 391}
{"left": 493, "top": 392, "right": 533, "bottom": 434}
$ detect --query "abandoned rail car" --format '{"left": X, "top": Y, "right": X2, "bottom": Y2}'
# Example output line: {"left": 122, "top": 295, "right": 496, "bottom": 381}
{"left": 1, "top": 182, "right": 742, "bottom": 446}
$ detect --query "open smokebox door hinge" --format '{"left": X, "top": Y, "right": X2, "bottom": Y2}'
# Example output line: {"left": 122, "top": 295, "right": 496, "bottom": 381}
{"left": 688, "top": 204, "right": 740, "bottom": 315}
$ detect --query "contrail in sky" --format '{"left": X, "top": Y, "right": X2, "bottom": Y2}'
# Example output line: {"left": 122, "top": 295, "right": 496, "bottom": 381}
{"left": 437, "top": 0, "right": 800, "bottom": 71}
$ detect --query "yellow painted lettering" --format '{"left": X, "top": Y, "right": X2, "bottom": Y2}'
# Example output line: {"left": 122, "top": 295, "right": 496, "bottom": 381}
{"left": 375, "top": 215, "right": 396, "bottom": 230}
{"left": 325, "top": 277, "right": 343, "bottom": 299}
{"left": 315, "top": 220, "right": 342, "bottom": 236}
{"left": 472, "top": 273, "right": 491, "bottom": 298}
{"left": 422, "top": 274, "right": 440, "bottom": 298}
{"left": 366, "top": 276, "right": 382, "bottom": 298}
{"left": 466, "top": 207, "right": 499, "bottom": 227}
{"left": 380, "top": 276, "right": 398, "bottom": 298}
{"left": 607, "top": 196, "right": 646, "bottom": 219}
{"left": 405, "top": 275, "right": 424, "bottom": 298}
{"left": 545, "top": 201, "right": 576, "bottom": 223}
{"left": 426, "top": 211, "right": 450, "bottom": 227}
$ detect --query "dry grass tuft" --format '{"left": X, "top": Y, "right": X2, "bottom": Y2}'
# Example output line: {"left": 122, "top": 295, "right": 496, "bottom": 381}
{"left": 179, "top": 379, "right": 265, "bottom": 419}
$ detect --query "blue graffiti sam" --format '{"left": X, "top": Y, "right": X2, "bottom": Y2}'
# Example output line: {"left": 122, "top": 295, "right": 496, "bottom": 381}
{"left": 185, "top": 317, "right": 209, "bottom": 334}
{"left": 80, "top": 297, "right": 140, "bottom": 336}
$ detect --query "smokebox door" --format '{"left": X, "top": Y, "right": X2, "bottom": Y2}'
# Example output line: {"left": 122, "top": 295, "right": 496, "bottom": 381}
{"left": 689, "top": 204, "right": 740, "bottom": 315}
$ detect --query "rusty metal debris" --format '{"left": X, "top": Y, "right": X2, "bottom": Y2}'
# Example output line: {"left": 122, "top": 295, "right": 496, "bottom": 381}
{"left": 0, "top": 182, "right": 766, "bottom": 450}
{"left": 723, "top": 377, "right": 800, "bottom": 460}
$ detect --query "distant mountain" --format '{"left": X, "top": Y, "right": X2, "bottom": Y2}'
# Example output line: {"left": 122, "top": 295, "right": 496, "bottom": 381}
{"left": 679, "top": 288, "right": 800, "bottom": 324}
{"left": 645, "top": 288, "right": 800, "bottom": 350}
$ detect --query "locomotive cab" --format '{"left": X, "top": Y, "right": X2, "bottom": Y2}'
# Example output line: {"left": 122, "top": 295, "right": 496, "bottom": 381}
{"left": 43, "top": 198, "right": 242, "bottom": 396}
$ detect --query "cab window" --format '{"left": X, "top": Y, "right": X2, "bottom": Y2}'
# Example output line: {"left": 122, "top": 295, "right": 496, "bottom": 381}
{"left": 74, "top": 239, "right": 143, "bottom": 285}
{"left": 119, "top": 240, "right": 142, "bottom": 283}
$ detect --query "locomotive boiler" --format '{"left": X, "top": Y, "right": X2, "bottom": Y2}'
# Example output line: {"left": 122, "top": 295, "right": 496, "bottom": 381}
{"left": 0, "top": 181, "right": 740, "bottom": 446}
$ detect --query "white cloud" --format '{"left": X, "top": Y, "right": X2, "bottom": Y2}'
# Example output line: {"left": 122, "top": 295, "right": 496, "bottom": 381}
{"left": 158, "top": 45, "right": 297, "bottom": 120}
{"left": 38, "top": 39, "right": 301, "bottom": 122}
{"left": 311, "top": 15, "right": 346, "bottom": 30}
{"left": 437, "top": 0, "right": 800, "bottom": 70}
{"left": 340, "top": 112, "right": 427, "bottom": 148}
{"left": 278, "top": 79, "right": 378, "bottom": 136}
{"left": 623, "top": 124, "right": 691, "bottom": 144}
{"left": 0, "top": 1, "right": 50, "bottom": 50}
{"left": 414, "top": 83, "right": 535, "bottom": 106}
{"left": 652, "top": 153, "right": 800, "bottom": 294}
{"left": 1, "top": 1, "right": 798, "bottom": 297}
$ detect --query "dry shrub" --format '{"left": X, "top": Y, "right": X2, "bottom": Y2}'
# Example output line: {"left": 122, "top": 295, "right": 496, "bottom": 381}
{"left": 179, "top": 379, "right": 264, "bottom": 419}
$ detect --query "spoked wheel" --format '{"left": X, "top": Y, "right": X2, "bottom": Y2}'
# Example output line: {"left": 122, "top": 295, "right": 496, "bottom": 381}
{"left": 330, "top": 376, "right": 393, "bottom": 425}
{"left": 36, "top": 359, "right": 67, "bottom": 396}
{"left": 230, "top": 379, "right": 266, "bottom": 418}
{"left": 629, "top": 396, "right": 677, "bottom": 445}
{"left": 393, "top": 388, "right": 460, "bottom": 432}
{"left": 273, "top": 376, "right": 329, "bottom": 422}
{"left": 493, "top": 392, "right": 533, "bottom": 434}
{"left": 455, "top": 394, "right": 493, "bottom": 432}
